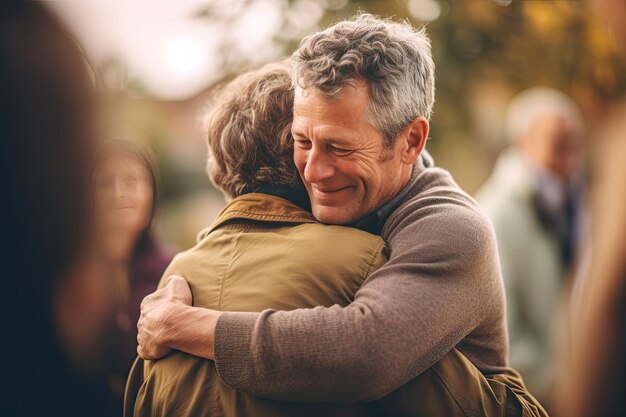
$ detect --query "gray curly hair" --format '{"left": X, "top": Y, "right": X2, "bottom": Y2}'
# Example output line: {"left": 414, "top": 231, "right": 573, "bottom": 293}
{"left": 291, "top": 13, "right": 435, "bottom": 147}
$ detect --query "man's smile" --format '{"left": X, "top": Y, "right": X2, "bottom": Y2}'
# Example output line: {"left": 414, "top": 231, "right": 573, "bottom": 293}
{"left": 310, "top": 184, "right": 354, "bottom": 197}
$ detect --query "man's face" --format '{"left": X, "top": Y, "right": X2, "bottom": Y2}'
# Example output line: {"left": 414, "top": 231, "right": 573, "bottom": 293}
{"left": 523, "top": 114, "right": 582, "bottom": 181}
{"left": 292, "top": 81, "right": 411, "bottom": 225}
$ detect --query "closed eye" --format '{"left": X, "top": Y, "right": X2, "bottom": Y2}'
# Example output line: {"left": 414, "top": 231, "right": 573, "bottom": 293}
{"left": 329, "top": 145, "right": 354, "bottom": 156}
{"left": 294, "top": 139, "right": 312, "bottom": 150}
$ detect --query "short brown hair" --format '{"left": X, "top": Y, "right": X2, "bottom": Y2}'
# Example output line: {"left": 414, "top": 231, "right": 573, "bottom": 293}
{"left": 205, "top": 62, "right": 300, "bottom": 199}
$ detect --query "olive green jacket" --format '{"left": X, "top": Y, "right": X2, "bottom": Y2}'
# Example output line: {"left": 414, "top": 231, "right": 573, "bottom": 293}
{"left": 124, "top": 193, "right": 387, "bottom": 417}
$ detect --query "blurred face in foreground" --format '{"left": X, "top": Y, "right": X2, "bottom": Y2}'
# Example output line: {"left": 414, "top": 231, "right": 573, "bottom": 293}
{"left": 94, "top": 154, "right": 153, "bottom": 236}
{"left": 292, "top": 80, "right": 426, "bottom": 225}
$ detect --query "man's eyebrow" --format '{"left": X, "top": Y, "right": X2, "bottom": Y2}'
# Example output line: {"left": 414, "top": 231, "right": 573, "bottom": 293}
{"left": 291, "top": 130, "right": 308, "bottom": 139}
{"left": 326, "top": 136, "right": 355, "bottom": 147}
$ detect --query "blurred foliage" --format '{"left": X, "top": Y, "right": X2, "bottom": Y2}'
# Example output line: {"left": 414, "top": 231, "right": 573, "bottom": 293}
{"left": 190, "top": 0, "right": 626, "bottom": 117}
{"left": 102, "top": 0, "right": 626, "bottom": 249}
{"left": 293, "top": 1, "right": 623, "bottom": 129}
{"left": 187, "top": 0, "right": 626, "bottom": 181}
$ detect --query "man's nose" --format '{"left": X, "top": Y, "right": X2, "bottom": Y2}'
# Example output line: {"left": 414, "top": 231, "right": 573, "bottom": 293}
{"left": 114, "top": 179, "right": 125, "bottom": 199}
{"left": 303, "top": 147, "right": 335, "bottom": 184}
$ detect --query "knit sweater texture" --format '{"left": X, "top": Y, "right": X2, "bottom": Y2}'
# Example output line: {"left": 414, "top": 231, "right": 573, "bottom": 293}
{"left": 215, "top": 164, "right": 508, "bottom": 402}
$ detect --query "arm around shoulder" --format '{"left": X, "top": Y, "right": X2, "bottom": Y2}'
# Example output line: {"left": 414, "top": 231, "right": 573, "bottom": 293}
{"left": 213, "top": 204, "right": 500, "bottom": 402}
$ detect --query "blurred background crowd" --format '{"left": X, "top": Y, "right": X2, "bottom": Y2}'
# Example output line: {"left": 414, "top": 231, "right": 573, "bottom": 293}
{"left": 2, "top": 0, "right": 624, "bottom": 416}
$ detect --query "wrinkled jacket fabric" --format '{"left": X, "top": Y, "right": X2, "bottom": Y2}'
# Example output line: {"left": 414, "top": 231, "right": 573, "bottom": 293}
{"left": 125, "top": 193, "right": 386, "bottom": 417}
{"left": 125, "top": 192, "right": 545, "bottom": 417}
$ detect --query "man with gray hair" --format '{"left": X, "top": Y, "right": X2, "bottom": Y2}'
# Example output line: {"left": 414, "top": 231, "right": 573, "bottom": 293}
{"left": 137, "top": 14, "right": 545, "bottom": 416}
{"left": 476, "top": 87, "right": 586, "bottom": 403}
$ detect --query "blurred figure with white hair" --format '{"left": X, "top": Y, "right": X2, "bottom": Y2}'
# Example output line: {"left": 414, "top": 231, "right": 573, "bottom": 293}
{"left": 476, "top": 87, "right": 587, "bottom": 404}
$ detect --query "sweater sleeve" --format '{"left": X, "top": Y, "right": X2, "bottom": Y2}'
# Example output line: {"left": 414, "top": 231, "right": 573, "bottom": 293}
{"left": 214, "top": 202, "right": 499, "bottom": 403}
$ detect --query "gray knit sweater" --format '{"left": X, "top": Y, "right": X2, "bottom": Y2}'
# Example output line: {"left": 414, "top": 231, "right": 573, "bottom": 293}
{"left": 214, "top": 164, "right": 508, "bottom": 403}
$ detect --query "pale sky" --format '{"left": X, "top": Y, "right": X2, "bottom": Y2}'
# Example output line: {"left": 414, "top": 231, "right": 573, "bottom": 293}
{"left": 46, "top": 0, "right": 286, "bottom": 99}
{"left": 45, "top": 0, "right": 441, "bottom": 99}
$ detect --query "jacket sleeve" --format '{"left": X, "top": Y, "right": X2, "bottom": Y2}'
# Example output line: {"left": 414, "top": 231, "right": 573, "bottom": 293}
{"left": 214, "top": 202, "right": 500, "bottom": 403}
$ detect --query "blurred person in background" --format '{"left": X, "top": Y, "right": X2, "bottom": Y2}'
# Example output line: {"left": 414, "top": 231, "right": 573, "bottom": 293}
{"left": 476, "top": 87, "right": 586, "bottom": 404}
{"left": 0, "top": 2, "right": 111, "bottom": 416}
{"left": 555, "top": 0, "right": 626, "bottom": 415}
{"left": 93, "top": 139, "right": 171, "bottom": 412}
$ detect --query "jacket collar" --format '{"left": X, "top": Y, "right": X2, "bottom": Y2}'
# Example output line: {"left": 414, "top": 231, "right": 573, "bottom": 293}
{"left": 253, "top": 184, "right": 311, "bottom": 212}
{"left": 199, "top": 193, "right": 316, "bottom": 240}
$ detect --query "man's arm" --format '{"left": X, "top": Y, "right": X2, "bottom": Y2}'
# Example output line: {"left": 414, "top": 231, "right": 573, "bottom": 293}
{"left": 139, "top": 202, "right": 500, "bottom": 402}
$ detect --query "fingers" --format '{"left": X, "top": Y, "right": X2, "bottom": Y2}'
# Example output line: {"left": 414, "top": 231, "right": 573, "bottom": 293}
{"left": 136, "top": 338, "right": 170, "bottom": 360}
{"left": 165, "top": 275, "right": 193, "bottom": 305}
{"left": 137, "top": 331, "right": 145, "bottom": 358}
{"left": 136, "top": 330, "right": 153, "bottom": 360}
{"left": 166, "top": 274, "right": 184, "bottom": 285}
{"left": 140, "top": 275, "right": 192, "bottom": 310}
{"left": 135, "top": 275, "right": 188, "bottom": 361}
{"left": 140, "top": 292, "right": 155, "bottom": 315}
{"left": 137, "top": 317, "right": 144, "bottom": 343}
{"left": 136, "top": 321, "right": 144, "bottom": 357}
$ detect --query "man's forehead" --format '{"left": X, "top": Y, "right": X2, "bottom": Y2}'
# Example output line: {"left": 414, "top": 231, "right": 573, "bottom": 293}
{"left": 291, "top": 87, "right": 386, "bottom": 149}
{"left": 293, "top": 83, "right": 371, "bottom": 119}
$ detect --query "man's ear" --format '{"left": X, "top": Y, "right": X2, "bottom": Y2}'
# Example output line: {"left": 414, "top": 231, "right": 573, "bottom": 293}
{"left": 400, "top": 116, "right": 429, "bottom": 164}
